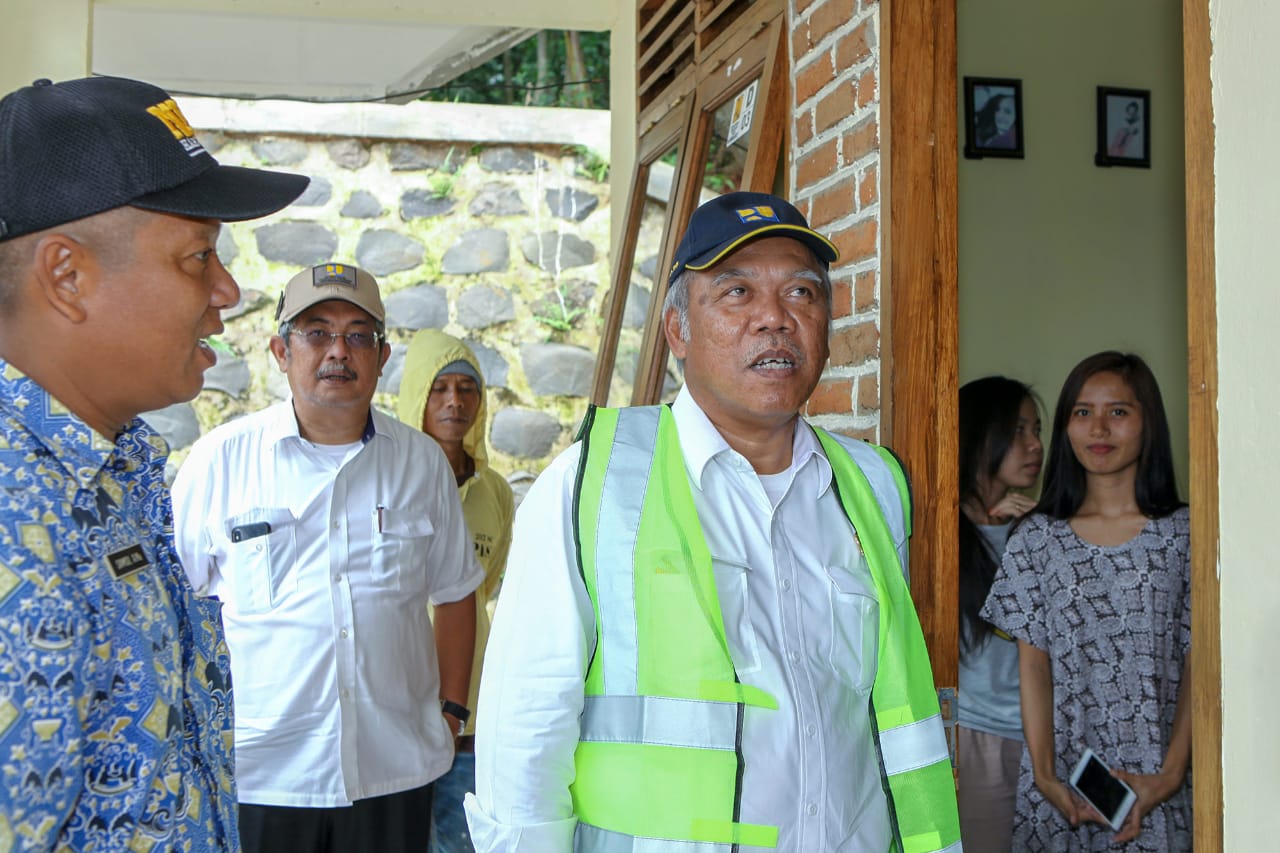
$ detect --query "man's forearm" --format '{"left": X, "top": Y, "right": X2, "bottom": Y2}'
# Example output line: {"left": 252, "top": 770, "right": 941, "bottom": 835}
{"left": 434, "top": 593, "right": 477, "bottom": 708}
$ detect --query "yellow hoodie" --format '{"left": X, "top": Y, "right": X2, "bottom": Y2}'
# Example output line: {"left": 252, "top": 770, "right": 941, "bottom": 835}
{"left": 397, "top": 330, "right": 514, "bottom": 736}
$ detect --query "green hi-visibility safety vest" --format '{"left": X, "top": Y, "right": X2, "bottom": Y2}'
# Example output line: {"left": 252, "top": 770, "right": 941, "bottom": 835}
{"left": 569, "top": 405, "right": 962, "bottom": 852}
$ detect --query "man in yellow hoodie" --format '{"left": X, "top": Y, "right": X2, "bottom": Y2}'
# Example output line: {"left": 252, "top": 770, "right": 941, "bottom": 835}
{"left": 398, "top": 330, "right": 514, "bottom": 853}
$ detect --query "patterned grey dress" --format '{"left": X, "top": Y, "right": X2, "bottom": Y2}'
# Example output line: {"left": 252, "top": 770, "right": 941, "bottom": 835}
{"left": 980, "top": 508, "right": 1191, "bottom": 852}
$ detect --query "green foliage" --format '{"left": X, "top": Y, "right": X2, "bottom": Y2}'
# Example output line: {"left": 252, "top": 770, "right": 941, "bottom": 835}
{"left": 534, "top": 282, "right": 587, "bottom": 339}
{"left": 567, "top": 145, "right": 610, "bottom": 182}
{"left": 427, "top": 148, "right": 458, "bottom": 199}
{"left": 422, "top": 30, "right": 610, "bottom": 109}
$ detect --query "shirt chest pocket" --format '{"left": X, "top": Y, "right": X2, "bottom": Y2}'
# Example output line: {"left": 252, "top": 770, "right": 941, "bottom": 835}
{"left": 375, "top": 506, "right": 434, "bottom": 592}
{"left": 222, "top": 508, "right": 297, "bottom": 615}
{"left": 826, "top": 560, "right": 879, "bottom": 693}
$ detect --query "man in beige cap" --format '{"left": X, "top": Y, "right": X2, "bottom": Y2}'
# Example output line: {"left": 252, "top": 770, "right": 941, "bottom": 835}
{"left": 171, "top": 263, "right": 481, "bottom": 853}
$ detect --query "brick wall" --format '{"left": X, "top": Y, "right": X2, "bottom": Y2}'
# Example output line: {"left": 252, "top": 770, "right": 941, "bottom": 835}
{"left": 790, "top": 0, "right": 882, "bottom": 441}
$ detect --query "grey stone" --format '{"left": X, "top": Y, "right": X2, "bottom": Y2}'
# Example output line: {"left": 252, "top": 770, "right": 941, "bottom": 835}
{"left": 355, "top": 230, "right": 425, "bottom": 276}
{"left": 457, "top": 285, "right": 515, "bottom": 330}
{"left": 255, "top": 222, "right": 338, "bottom": 266}
{"left": 341, "top": 190, "right": 384, "bottom": 219}
{"left": 638, "top": 254, "right": 658, "bottom": 281}
{"left": 465, "top": 340, "right": 509, "bottom": 389}
{"left": 521, "top": 342, "right": 595, "bottom": 397}
{"left": 196, "top": 131, "right": 228, "bottom": 154}
{"left": 520, "top": 231, "right": 596, "bottom": 275}
{"left": 389, "top": 143, "right": 458, "bottom": 172}
{"left": 506, "top": 470, "right": 537, "bottom": 509}
{"left": 442, "top": 228, "right": 509, "bottom": 275}
{"left": 140, "top": 403, "right": 201, "bottom": 451}
{"left": 327, "top": 139, "right": 370, "bottom": 170}
{"left": 468, "top": 182, "right": 527, "bottom": 217}
{"left": 252, "top": 137, "right": 308, "bottom": 166}
{"left": 491, "top": 408, "right": 561, "bottom": 459}
{"left": 400, "top": 189, "right": 456, "bottom": 220}
{"left": 530, "top": 279, "right": 595, "bottom": 329}
{"left": 376, "top": 344, "right": 405, "bottom": 394}
{"left": 479, "top": 146, "right": 537, "bottom": 173}
{"left": 223, "top": 288, "right": 271, "bottom": 322}
{"left": 383, "top": 283, "right": 448, "bottom": 330}
{"left": 216, "top": 227, "right": 239, "bottom": 267}
{"left": 544, "top": 187, "right": 599, "bottom": 222}
{"left": 294, "top": 176, "right": 332, "bottom": 207}
{"left": 203, "top": 352, "right": 251, "bottom": 397}
{"left": 623, "top": 282, "right": 652, "bottom": 329}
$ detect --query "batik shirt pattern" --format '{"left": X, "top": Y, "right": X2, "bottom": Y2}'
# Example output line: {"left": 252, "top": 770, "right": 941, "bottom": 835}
{"left": 0, "top": 363, "right": 237, "bottom": 852}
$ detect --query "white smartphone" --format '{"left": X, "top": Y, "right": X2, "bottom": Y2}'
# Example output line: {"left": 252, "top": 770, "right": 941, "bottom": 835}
{"left": 1069, "top": 748, "right": 1138, "bottom": 831}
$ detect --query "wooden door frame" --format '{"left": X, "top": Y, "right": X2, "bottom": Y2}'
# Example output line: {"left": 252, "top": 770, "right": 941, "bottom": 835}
{"left": 883, "top": 1, "right": 1221, "bottom": 848}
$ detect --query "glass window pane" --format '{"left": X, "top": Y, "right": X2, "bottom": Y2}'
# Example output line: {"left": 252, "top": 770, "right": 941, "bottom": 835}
{"left": 702, "top": 78, "right": 758, "bottom": 196}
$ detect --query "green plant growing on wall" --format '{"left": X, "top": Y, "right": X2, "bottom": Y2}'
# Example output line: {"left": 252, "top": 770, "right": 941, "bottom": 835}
{"left": 427, "top": 147, "right": 458, "bottom": 199}
{"left": 567, "top": 145, "right": 610, "bottom": 182}
{"left": 534, "top": 282, "right": 586, "bottom": 340}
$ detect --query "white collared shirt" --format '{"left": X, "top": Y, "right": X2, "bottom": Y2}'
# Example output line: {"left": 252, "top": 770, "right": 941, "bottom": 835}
{"left": 465, "top": 388, "right": 908, "bottom": 851}
{"left": 171, "top": 401, "right": 482, "bottom": 807}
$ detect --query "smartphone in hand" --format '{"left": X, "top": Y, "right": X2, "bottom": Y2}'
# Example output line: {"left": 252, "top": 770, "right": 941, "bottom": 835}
{"left": 1069, "top": 748, "right": 1138, "bottom": 831}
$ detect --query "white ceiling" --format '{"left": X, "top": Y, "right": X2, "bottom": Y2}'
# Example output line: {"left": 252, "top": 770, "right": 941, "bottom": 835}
{"left": 92, "top": 5, "right": 537, "bottom": 103}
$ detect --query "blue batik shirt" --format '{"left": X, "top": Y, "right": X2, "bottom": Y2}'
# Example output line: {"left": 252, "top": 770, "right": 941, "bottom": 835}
{"left": 0, "top": 362, "right": 237, "bottom": 851}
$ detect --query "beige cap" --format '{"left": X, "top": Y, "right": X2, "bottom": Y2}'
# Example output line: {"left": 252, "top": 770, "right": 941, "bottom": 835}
{"left": 275, "top": 263, "right": 385, "bottom": 323}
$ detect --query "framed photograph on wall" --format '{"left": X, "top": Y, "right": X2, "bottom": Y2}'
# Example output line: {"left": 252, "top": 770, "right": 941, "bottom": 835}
{"left": 1096, "top": 87, "right": 1150, "bottom": 168}
{"left": 963, "top": 77, "right": 1024, "bottom": 160}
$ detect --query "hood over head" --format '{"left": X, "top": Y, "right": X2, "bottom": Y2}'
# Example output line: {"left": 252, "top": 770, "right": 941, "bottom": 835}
{"left": 397, "top": 329, "right": 491, "bottom": 476}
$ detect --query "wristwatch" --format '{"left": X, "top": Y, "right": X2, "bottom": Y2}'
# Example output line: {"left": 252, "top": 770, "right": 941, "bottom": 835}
{"left": 440, "top": 699, "right": 471, "bottom": 731}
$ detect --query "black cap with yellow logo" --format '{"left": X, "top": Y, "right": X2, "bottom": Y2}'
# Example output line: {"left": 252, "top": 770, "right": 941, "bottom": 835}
{"left": 0, "top": 75, "right": 309, "bottom": 242}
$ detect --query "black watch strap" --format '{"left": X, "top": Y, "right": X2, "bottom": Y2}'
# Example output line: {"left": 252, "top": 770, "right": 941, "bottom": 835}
{"left": 440, "top": 699, "right": 471, "bottom": 723}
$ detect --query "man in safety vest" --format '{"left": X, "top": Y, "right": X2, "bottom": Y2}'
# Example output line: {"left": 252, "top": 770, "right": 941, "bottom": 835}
{"left": 465, "top": 191, "right": 962, "bottom": 852}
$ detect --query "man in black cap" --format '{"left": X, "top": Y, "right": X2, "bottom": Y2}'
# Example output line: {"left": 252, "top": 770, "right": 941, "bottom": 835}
{"left": 466, "top": 191, "right": 961, "bottom": 852}
{"left": 0, "top": 75, "right": 307, "bottom": 851}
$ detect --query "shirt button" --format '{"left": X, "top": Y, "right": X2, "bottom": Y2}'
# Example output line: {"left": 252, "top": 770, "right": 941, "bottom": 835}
{"left": 782, "top": 578, "right": 792, "bottom": 591}
{"left": 788, "top": 651, "right": 801, "bottom": 664}
{"left": 332, "top": 521, "right": 340, "bottom": 529}
{"left": 340, "top": 629, "right": 349, "bottom": 638}
{"left": 334, "top": 574, "right": 342, "bottom": 583}
{"left": 806, "top": 724, "right": 817, "bottom": 737}
{"left": 806, "top": 803, "right": 818, "bottom": 816}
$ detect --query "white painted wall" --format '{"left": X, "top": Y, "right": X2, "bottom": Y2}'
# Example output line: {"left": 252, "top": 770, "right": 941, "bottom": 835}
{"left": 1, "top": 1, "right": 91, "bottom": 92}
{"left": 1211, "top": 0, "right": 1280, "bottom": 845}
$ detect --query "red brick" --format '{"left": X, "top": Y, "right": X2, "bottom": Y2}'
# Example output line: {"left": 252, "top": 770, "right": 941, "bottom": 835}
{"left": 806, "top": 378, "right": 853, "bottom": 416}
{"left": 794, "top": 0, "right": 821, "bottom": 13}
{"left": 835, "top": 19, "right": 874, "bottom": 69}
{"left": 815, "top": 83, "right": 855, "bottom": 135}
{"left": 843, "top": 117, "right": 879, "bottom": 163}
{"left": 854, "top": 269, "right": 877, "bottom": 311}
{"left": 806, "top": 0, "right": 858, "bottom": 48}
{"left": 794, "top": 113, "right": 815, "bottom": 148}
{"left": 831, "top": 217, "right": 878, "bottom": 263}
{"left": 829, "top": 320, "right": 880, "bottom": 366}
{"left": 855, "top": 68, "right": 877, "bottom": 109}
{"left": 831, "top": 277, "right": 853, "bottom": 319}
{"left": 809, "top": 183, "right": 853, "bottom": 229}
{"left": 857, "top": 372, "right": 879, "bottom": 413}
{"left": 858, "top": 164, "right": 878, "bottom": 209}
{"left": 795, "top": 54, "right": 835, "bottom": 106}
{"left": 796, "top": 138, "right": 837, "bottom": 190}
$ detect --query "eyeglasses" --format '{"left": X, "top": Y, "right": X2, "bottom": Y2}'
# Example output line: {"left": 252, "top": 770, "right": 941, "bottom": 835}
{"left": 289, "top": 329, "right": 384, "bottom": 351}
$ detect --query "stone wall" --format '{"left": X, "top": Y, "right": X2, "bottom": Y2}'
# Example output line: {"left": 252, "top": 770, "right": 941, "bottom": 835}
{"left": 143, "top": 103, "right": 630, "bottom": 483}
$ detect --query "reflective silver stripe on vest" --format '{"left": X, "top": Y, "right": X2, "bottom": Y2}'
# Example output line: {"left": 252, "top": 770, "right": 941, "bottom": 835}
{"left": 877, "top": 713, "right": 950, "bottom": 777}
{"left": 593, "top": 407, "right": 662, "bottom": 695}
{"left": 575, "top": 821, "right": 731, "bottom": 853}
{"left": 935, "top": 839, "right": 964, "bottom": 853}
{"left": 580, "top": 695, "right": 738, "bottom": 750}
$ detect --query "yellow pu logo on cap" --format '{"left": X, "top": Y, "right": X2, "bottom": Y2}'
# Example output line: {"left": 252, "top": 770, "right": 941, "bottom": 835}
{"left": 735, "top": 205, "right": 780, "bottom": 223}
{"left": 145, "top": 99, "right": 205, "bottom": 157}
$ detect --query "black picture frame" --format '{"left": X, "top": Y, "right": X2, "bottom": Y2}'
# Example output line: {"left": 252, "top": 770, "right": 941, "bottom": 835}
{"left": 963, "top": 77, "right": 1024, "bottom": 160}
{"left": 1095, "top": 87, "right": 1150, "bottom": 168}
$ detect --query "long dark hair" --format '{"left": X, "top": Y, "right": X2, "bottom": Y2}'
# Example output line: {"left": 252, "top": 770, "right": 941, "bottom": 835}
{"left": 959, "top": 376, "right": 1035, "bottom": 653}
{"left": 1035, "top": 351, "right": 1184, "bottom": 520}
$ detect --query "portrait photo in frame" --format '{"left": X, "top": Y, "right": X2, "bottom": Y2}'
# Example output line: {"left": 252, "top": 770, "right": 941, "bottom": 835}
{"left": 1096, "top": 87, "right": 1151, "bottom": 168}
{"left": 963, "top": 77, "right": 1024, "bottom": 160}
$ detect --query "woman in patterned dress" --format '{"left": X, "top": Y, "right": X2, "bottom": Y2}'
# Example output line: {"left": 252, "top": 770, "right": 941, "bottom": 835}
{"left": 981, "top": 352, "right": 1191, "bottom": 852}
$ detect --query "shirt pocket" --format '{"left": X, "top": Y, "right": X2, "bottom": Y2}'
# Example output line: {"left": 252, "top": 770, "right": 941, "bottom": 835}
{"left": 826, "top": 558, "right": 879, "bottom": 693}
{"left": 375, "top": 505, "right": 434, "bottom": 592}
{"left": 711, "top": 557, "right": 761, "bottom": 675}
{"left": 222, "top": 508, "right": 297, "bottom": 615}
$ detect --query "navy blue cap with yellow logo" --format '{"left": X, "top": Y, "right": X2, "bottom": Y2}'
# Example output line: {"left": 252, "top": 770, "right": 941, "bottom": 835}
{"left": 667, "top": 191, "right": 838, "bottom": 284}
{"left": 0, "top": 75, "right": 309, "bottom": 242}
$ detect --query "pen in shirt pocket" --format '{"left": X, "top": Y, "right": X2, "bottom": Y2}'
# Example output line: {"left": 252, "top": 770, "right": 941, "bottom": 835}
{"left": 377, "top": 504, "right": 385, "bottom": 533}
